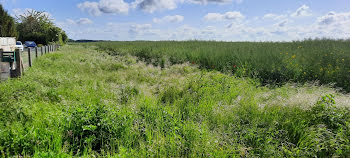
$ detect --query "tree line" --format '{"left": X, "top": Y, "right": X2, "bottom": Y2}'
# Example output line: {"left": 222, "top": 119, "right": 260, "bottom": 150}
{"left": 0, "top": 4, "right": 67, "bottom": 45}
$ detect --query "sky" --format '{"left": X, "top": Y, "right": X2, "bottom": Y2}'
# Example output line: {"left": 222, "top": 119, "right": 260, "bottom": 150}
{"left": 1, "top": 0, "right": 350, "bottom": 41}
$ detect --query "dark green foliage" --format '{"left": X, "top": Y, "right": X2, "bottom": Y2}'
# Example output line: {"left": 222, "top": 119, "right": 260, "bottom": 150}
{"left": 64, "top": 104, "right": 136, "bottom": 154}
{"left": 0, "top": 4, "right": 17, "bottom": 37}
{"left": 298, "top": 95, "right": 350, "bottom": 157}
{"left": 61, "top": 31, "right": 68, "bottom": 44}
{"left": 16, "top": 9, "right": 67, "bottom": 45}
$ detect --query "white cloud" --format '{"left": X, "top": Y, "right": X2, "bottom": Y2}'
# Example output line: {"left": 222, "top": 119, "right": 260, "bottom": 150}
{"left": 274, "top": 19, "right": 291, "bottom": 27}
{"left": 0, "top": 0, "right": 16, "bottom": 4}
{"left": 77, "top": 1, "right": 101, "bottom": 16}
{"left": 189, "top": 0, "right": 242, "bottom": 5}
{"left": 263, "top": 13, "right": 286, "bottom": 20}
{"left": 153, "top": 15, "right": 184, "bottom": 23}
{"left": 78, "top": 0, "right": 129, "bottom": 16}
{"left": 99, "top": 0, "right": 129, "bottom": 14}
{"left": 204, "top": 13, "right": 222, "bottom": 21}
{"left": 77, "top": 18, "right": 94, "bottom": 25}
{"left": 204, "top": 11, "right": 244, "bottom": 21}
{"left": 170, "top": 25, "right": 200, "bottom": 40}
{"left": 291, "top": 5, "right": 311, "bottom": 17}
{"left": 315, "top": 11, "right": 350, "bottom": 38}
{"left": 66, "top": 18, "right": 94, "bottom": 25}
{"left": 129, "top": 24, "right": 153, "bottom": 36}
{"left": 132, "top": 0, "right": 181, "bottom": 13}
{"left": 317, "top": 11, "right": 350, "bottom": 25}
{"left": 78, "top": 0, "right": 244, "bottom": 14}
{"left": 190, "top": 0, "right": 230, "bottom": 5}
{"left": 63, "top": 7, "right": 350, "bottom": 41}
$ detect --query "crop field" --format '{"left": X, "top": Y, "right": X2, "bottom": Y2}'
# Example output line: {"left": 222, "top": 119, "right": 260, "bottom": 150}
{"left": 92, "top": 39, "right": 350, "bottom": 92}
{"left": 0, "top": 44, "right": 350, "bottom": 157}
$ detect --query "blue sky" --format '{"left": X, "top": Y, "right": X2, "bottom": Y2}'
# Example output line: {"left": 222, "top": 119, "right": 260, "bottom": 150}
{"left": 1, "top": 0, "right": 350, "bottom": 41}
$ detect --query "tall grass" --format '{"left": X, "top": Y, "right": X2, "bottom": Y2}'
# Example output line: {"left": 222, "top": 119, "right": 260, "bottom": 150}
{"left": 91, "top": 39, "right": 350, "bottom": 92}
{"left": 0, "top": 45, "right": 349, "bottom": 157}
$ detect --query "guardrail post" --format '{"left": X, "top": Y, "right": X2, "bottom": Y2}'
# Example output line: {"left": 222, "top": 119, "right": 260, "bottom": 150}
{"left": 12, "top": 49, "right": 22, "bottom": 78}
{"left": 41, "top": 47, "right": 43, "bottom": 56}
{"left": 45, "top": 46, "right": 47, "bottom": 54}
{"left": 28, "top": 48, "right": 32, "bottom": 67}
{"left": 35, "top": 47, "right": 38, "bottom": 58}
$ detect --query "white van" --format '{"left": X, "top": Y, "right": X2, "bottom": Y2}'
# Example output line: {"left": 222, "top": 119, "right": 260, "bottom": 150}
{"left": 0, "top": 37, "right": 16, "bottom": 51}
{"left": 0, "top": 37, "right": 17, "bottom": 81}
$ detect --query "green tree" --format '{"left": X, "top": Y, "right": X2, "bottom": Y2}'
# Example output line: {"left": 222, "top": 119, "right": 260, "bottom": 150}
{"left": 0, "top": 4, "right": 17, "bottom": 37}
{"left": 61, "top": 31, "right": 68, "bottom": 43}
{"left": 16, "top": 9, "right": 67, "bottom": 45}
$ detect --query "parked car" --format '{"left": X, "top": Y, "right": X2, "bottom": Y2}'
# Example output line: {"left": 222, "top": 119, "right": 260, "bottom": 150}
{"left": 16, "top": 41, "right": 24, "bottom": 51}
{"left": 24, "top": 41, "right": 37, "bottom": 48}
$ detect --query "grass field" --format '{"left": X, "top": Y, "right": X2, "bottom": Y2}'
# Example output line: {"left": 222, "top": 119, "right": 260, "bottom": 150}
{"left": 91, "top": 39, "right": 350, "bottom": 92}
{"left": 0, "top": 45, "right": 350, "bottom": 157}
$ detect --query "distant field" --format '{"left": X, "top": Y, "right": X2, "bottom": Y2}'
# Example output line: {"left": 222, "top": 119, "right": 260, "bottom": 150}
{"left": 91, "top": 40, "right": 350, "bottom": 92}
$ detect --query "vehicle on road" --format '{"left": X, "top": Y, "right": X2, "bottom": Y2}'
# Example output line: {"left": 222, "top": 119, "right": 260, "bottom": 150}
{"left": 24, "top": 41, "right": 37, "bottom": 48}
{"left": 16, "top": 41, "right": 24, "bottom": 51}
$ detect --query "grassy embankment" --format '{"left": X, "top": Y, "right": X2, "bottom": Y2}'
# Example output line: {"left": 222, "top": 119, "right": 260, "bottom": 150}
{"left": 92, "top": 40, "right": 350, "bottom": 92}
{"left": 0, "top": 45, "right": 350, "bottom": 157}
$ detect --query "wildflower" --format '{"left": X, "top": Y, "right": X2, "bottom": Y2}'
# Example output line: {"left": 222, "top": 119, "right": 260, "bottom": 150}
{"left": 304, "top": 72, "right": 307, "bottom": 75}
{"left": 291, "top": 55, "right": 296, "bottom": 59}
{"left": 342, "top": 59, "right": 345, "bottom": 62}
{"left": 233, "top": 65, "right": 237, "bottom": 68}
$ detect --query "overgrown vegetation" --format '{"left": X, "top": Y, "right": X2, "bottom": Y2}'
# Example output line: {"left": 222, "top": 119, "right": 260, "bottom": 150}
{"left": 92, "top": 40, "right": 350, "bottom": 92}
{"left": 0, "top": 45, "right": 349, "bottom": 157}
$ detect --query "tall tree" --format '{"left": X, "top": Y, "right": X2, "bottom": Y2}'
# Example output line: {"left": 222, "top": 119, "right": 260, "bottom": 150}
{"left": 0, "top": 4, "right": 17, "bottom": 37}
{"left": 16, "top": 9, "right": 67, "bottom": 45}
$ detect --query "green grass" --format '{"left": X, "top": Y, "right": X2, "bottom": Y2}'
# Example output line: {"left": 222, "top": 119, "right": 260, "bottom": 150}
{"left": 90, "top": 39, "right": 350, "bottom": 92}
{"left": 0, "top": 45, "right": 350, "bottom": 157}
